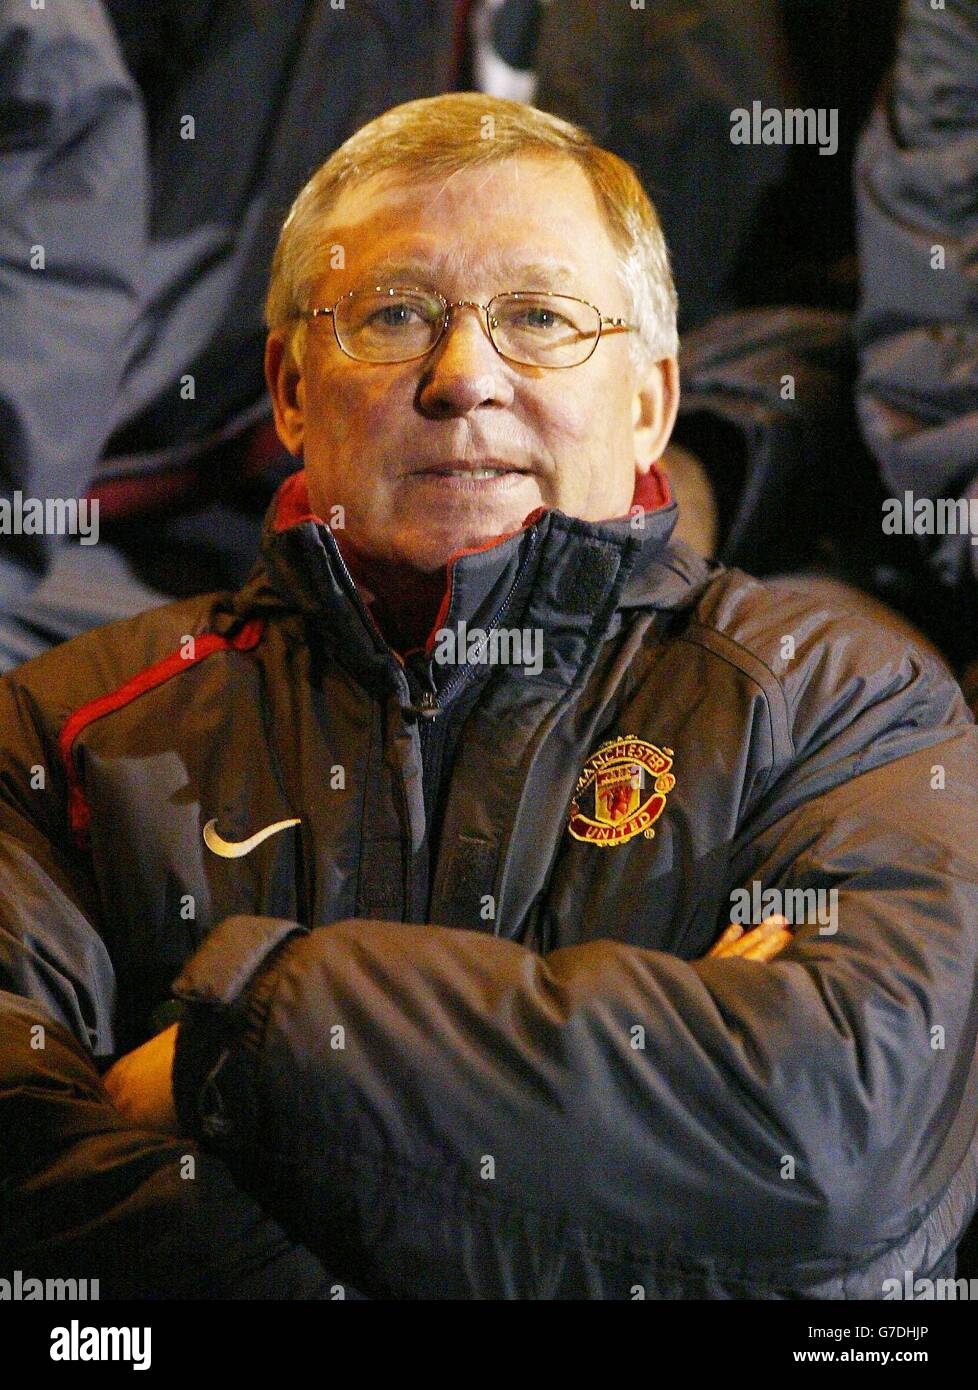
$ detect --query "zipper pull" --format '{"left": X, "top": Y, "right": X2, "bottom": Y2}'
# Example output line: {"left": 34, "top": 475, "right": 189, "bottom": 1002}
{"left": 403, "top": 689, "right": 440, "bottom": 720}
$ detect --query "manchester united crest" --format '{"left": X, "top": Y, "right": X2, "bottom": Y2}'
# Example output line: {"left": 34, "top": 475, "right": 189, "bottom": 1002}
{"left": 567, "top": 735, "right": 675, "bottom": 846}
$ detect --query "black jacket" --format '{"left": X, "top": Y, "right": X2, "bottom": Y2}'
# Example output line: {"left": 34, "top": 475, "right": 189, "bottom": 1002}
{"left": 2, "top": 470, "right": 978, "bottom": 1298}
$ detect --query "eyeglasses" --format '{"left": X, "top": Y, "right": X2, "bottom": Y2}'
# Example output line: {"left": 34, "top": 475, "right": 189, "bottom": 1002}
{"left": 304, "top": 286, "right": 635, "bottom": 368}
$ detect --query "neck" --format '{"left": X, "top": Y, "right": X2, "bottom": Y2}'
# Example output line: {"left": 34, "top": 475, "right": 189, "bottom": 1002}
{"left": 332, "top": 534, "right": 447, "bottom": 655}
{"left": 326, "top": 467, "right": 672, "bottom": 656}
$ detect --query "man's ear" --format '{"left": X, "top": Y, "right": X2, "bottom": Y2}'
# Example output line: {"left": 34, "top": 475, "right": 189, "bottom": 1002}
{"left": 264, "top": 330, "right": 306, "bottom": 456}
{"left": 632, "top": 355, "right": 679, "bottom": 474}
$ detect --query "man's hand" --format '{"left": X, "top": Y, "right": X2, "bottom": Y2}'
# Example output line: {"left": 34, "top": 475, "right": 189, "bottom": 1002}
{"left": 705, "top": 915, "right": 792, "bottom": 962}
{"left": 102, "top": 1023, "right": 181, "bottom": 1135}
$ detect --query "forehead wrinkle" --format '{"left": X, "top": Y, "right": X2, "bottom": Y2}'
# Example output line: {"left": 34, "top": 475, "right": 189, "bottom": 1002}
{"left": 360, "top": 251, "right": 583, "bottom": 291}
{"left": 428, "top": 148, "right": 552, "bottom": 206}
{"left": 313, "top": 160, "right": 622, "bottom": 304}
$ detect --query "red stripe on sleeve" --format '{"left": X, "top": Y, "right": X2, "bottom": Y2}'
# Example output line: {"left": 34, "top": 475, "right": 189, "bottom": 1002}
{"left": 58, "top": 618, "right": 265, "bottom": 846}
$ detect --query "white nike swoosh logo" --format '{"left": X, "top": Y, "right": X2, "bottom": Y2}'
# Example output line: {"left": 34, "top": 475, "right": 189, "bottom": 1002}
{"left": 203, "top": 817, "right": 301, "bottom": 858}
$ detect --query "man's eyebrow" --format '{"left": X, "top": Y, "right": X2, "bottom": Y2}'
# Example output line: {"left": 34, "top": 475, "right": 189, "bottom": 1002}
{"left": 360, "top": 257, "right": 581, "bottom": 289}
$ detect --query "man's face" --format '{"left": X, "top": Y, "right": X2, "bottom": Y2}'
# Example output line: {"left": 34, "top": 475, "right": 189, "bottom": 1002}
{"left": 267, "top": 155, "right": 678, "bottom": 573}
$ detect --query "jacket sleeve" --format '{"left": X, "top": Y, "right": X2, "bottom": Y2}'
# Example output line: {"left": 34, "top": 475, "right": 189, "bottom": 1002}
{"left": 169, "top": 616, "right": 978, "bottom": 1298}
{"left": 0, "top": 673, "right": 349, "bottom": 1298}
{"left": 0, "top": 0, "right": 145, "bottom": 600}
{"left": 855, "top": 0, "right": 978, "bottom": 607}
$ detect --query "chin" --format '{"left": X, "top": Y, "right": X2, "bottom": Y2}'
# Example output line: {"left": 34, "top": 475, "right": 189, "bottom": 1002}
{"left": 390, "top": 534, "right": 454, "bottom": 574}
{"left": 410, "top": 522, "right": 517, "bottom": 571}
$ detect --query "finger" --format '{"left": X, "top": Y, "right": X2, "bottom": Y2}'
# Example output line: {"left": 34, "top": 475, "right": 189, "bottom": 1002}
{"left": 706, "top": 922, "right": 744, "bottom": 957}
{"left": 716, "top": 916, "right": 789, "bottom": 956}
{"left": 740, "top": 929, "right": 794, "bottom": 961}
{"left": 728, "top": 916, "right": 789, "bottom": 954}
{"left": 101, "top": 1060, "right": 126, "bottom": 1102}
{"left": 757, "top": 914, "right": 788, "bottom": 932}
{"left": 707, "top": 916, "right": 794, "bottom": 961}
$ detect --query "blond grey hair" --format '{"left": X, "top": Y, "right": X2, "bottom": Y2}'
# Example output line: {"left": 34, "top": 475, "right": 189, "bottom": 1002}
{"left": 265, "top": 92, "right": 679, "bottom": 374}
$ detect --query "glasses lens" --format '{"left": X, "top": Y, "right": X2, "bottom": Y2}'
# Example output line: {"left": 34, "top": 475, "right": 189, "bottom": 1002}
{"left": 490, "top": 294, "right": 600, "bottom": 366}
{"left": 335, "top": 287, "right": 444, "bottom": 362}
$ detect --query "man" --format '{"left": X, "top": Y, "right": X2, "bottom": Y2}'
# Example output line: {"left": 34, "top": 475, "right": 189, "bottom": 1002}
{"left": 2, "top": 93, "right": 978, "bottom": 1300}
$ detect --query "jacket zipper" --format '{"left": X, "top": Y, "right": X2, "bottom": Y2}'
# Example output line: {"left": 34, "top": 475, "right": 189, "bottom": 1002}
{"left": 325, "top": 529, "right": 424, "bottom": 913}
{"left": 328, "top": 518, "right": 540, "bottom": 720}
{"left": 331, "top": 522, "right": 540, "bottom": 908}
{"left": 406, "top": 529, "right": 541, "bottom": 891}
{"left": 326, "top": 530, "right": 394, "bottom": 655}
{"left": 408, "top": 526, "right": 541, "bottom": 732}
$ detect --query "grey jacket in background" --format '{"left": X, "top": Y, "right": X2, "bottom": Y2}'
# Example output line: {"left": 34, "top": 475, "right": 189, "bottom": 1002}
{"left": 855, "top": 0, "right": 978, "bottom": 633}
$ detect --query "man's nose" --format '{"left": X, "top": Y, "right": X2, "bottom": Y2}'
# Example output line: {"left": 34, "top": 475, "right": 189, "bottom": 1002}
{"left": 417, "top": 303, "right": 514, "bottom": 417}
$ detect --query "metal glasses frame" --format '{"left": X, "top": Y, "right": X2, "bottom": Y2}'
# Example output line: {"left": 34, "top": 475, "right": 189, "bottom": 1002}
{"left": 304, "top": 285, "right": 635, "bottom": 368}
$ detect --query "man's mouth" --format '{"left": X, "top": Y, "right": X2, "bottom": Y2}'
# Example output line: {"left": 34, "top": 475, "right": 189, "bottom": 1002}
{"left": 439, "top": 468, "right": 505, "bottom": 479}
{"left": 412, "top": 459, "right": 528, "bottom": 481}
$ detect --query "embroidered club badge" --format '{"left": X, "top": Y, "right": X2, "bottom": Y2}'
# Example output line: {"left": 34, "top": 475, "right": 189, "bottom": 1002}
{"left": 567, "top": 735, "right": 675, "bottom": 846}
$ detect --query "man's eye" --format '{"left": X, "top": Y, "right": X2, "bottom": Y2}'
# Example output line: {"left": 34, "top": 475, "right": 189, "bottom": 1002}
{"left": 369, "top": 303, "right": 421, "bottom": 328}
{"left": 511, "top": 306, "right": 573, "bottom": 332}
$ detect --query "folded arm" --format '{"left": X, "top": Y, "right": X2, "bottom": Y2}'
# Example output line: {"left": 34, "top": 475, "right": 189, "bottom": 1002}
{"left": 166, "top": 628, "right": 978, "bottom": 1297}
{"left": 0, "top": 677, "right": 347, "bottom": 1298}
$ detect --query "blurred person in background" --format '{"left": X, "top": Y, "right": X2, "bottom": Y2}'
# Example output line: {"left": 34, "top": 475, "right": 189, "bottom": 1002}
{"left": 856, "top": 0, "right": 978, "bottom": 692}
{"left": 854, "top": 1, "right": 978, "bottom": 1276}
{"left": 0, "top": 0, "right": 456, "bottom": 670}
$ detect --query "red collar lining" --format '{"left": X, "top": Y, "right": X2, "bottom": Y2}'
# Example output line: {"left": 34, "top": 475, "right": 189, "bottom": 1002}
{"left": 272, "top": 466, "right": 672, "bottom": 659}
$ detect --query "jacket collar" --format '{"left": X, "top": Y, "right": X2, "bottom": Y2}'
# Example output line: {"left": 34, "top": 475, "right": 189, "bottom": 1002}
{"left": 240, "top": 465, "right": 711, "bottom": 694}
